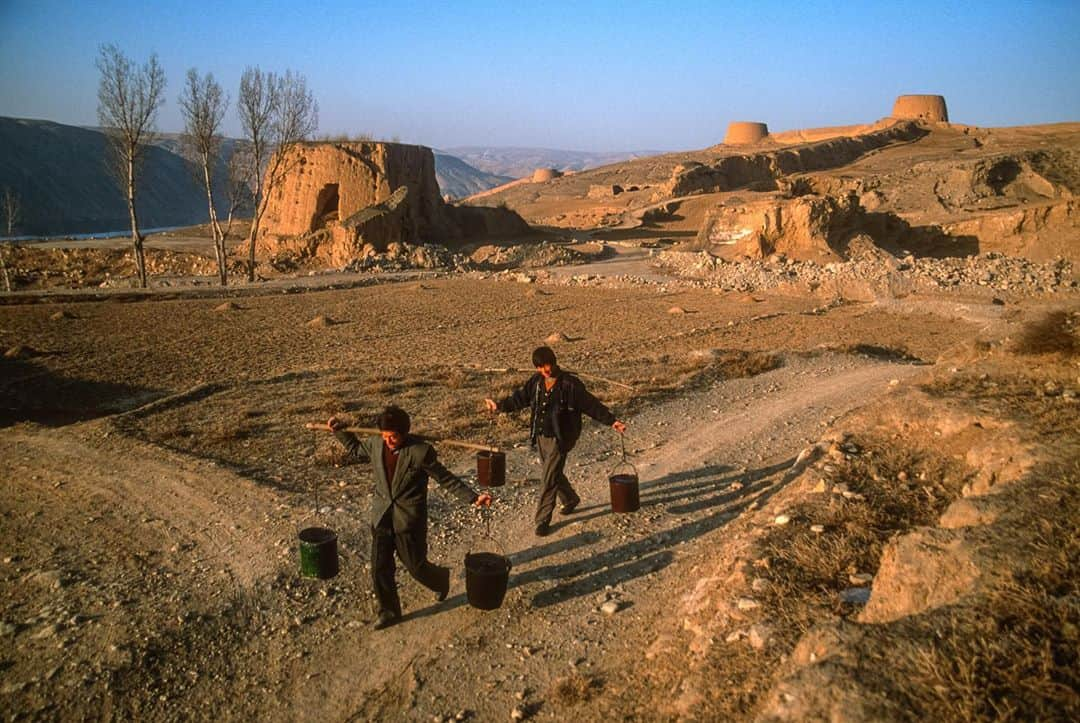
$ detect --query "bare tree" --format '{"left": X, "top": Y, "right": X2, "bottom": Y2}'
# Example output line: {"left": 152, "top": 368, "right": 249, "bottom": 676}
{"left": 0, "top": 187, "right": 18, "bottom": 291}
{"left": 237, "top": 67, "right": 317, "bottom": 282}
{"left": 0, "top": 249, "right": 9, "bottom": 293}
{"left": 2, "top": 186, "right": 19, "bottom": 237}
{"left": 222, "top": 141, "right": 254, "bottom": 240}
{"left": 179, "top": 68, "right": 229, "bottom": 285}
{"left": 96, "top": 44, "right": 166, "bottom": 289}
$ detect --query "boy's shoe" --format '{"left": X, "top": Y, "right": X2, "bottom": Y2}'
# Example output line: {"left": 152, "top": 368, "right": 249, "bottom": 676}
{"left": 373, "top": 612, "right": 400, "bottom": 630}
{"left": 559, "top": 499, "right": 580, "bottom": 515}
{"left": 535, "top": 521, "right": 552, "bottom": 537}
{"left": 435, "top": 567, "right": 451, "bottom": 602}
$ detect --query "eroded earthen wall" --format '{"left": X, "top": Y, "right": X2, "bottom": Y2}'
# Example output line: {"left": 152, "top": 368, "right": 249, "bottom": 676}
{"left": 259, "top": 141, "right": 449, "bottom": 240}
{"left": 891, "top": 95, "right": 949, "bottom": 122}
{"left": 532, "top": 168, "right": 562, "bottom": 183}
{"left": 724, "top": 122, "right": 770, "bottom": 145}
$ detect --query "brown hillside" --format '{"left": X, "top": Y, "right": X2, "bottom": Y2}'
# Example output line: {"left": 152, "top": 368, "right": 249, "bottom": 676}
{"left": 466, "top": 120, "right": 1080, "bottom": 263}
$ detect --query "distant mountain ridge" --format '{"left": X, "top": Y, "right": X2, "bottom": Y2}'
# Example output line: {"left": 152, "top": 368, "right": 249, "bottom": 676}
{"left": 0, "top": 116, "right": 655, "bottom": 237}
{"left": 432, "top": 152, "right": 513, "bottom": 200}
{"left": 0, "top": 117, "right": 237, "bottom": 237}
{"left": 443, "top": 146, "right": 669, "bottom": 180}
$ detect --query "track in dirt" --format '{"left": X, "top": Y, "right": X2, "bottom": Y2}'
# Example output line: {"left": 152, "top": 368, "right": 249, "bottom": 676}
{"left": 1, "top": 270, "right": 986, "bottom": 720}
{"left": 325, "top": 351, "right": 927, "bottom": 720}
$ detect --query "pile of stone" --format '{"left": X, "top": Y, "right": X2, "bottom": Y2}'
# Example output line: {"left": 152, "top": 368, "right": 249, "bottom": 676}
{"left": 654, "top": 249, "right": 1077, "bottom": 295}
{"left": 342, "top": 242, "right": 473, "bottom": 273}
{"left": 905, "top": 253, "right": 1074, "bottom": 292}
{"left": 470, "top": 243, "right": 590, "bottom": 269}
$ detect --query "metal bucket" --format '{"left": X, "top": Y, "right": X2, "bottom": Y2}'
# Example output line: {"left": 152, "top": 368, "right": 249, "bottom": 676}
{"left": 476, "top": 450, "right": 506, "bottom": 488}
{"left": 609, "top": 473, "right": 640, "bottom": 513}
{"left": 464, "top": 551, "right": 511, "bottom": 610}
{"left": 298, "top": 527, "right": 339, "bottom": 579}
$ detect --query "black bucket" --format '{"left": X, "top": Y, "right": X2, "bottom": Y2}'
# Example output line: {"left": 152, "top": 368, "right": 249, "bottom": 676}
{"left": 464, "top": 551, "right": 511, "bottom": 610}
{"left": 476, "top": 450, "right": 506, "bottom": 488}
{"left": 298, "top": 527, "right": 339, "bottom": 579}
{"left": 609, "top": 473, "right": 640, "bottom": 513}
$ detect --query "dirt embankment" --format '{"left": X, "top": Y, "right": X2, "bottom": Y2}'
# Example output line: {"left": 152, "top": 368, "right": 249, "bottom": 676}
{"left": 637, "top": 309, "right": 1079, "bottom": 721}
{"left": 466, "top": 123, "right": 1080, "bottom": 269}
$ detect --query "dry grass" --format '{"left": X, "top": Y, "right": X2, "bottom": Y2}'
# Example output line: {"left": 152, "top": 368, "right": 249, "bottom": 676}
{"left": 550, "top": 673, "right": 603, "bottom": 705}
{"left": 319, "top": 390, "right": 349, "bottom": 416}
{"left": 760, "top": 436, "right": 970, "bottom": 632}
{"left": 888, "top": 462, "right": 1080, "bottom": 720}
{"left": 604, "top": 350, "right": 782, "bottom": 414}
{"left": 361, "top": 374, "right": 399, "bottom": 396}
{"left": 203, "top": 417, "right": 267, "bottom": 444}
{"left": 314, "top": 443, "right": 354, "bottom": 469}
{"left": 924, "top": 367, "right": 1079, "bottom": 438}
{"left": 1013, "top": 310, "right": 1079, "bottom": 356}
{"left": 443, "top": 369, "right": 471, "bottom": 390}
{"left": 701, "top": 435, "right": 971, "bottom": 720}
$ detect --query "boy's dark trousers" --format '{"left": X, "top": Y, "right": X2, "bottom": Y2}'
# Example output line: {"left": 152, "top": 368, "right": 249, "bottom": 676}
{"left": 535, "top": 435, "right": 580, "bottom": 526}
{"left": 370, "top": 513, "right": 448, "bottom": 617}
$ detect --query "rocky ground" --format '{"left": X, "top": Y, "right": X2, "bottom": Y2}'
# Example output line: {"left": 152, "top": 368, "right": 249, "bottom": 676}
{"left": 1, "top": 243, "right": 1077, "bottom": 720}
{"left": 653, "top": 244, "right": 1076, "bottom": 296}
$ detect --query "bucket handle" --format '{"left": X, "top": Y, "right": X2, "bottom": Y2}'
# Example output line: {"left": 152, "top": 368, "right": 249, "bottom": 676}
{"left": 293, "top": 476, "right": 323, "bottom": 534}
{"left": 468, "top": 504, "right": 509, "bottom": 560}
{"left": 608, "top": 433, "right": 638, "bottom": 479}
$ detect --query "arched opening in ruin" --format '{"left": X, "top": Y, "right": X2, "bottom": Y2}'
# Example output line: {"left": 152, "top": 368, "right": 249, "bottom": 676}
{"left": 311, "top": 183, "right": 340, "bottom": 231}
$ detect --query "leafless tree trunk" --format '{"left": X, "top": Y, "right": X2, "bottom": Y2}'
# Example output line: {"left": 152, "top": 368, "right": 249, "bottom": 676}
{"left": 238, "top": 67, "right": 317, "bottom": 282}
{"left": 222, "top": 142, "right": 254, "bottom": 240}
{"left": 2, "top": 187, "right": 19, "bottom": 237}
{"left": 0, "top": 249, "right": 10, "bottom": 293}
{"left": 96, "top": 44, "right": 165, "bottom": 289}
{"left": 179, "top": 69, "right": 229, "bottom": 285}
{"left": 0, "top": 188, "right": 15, "bottom": 290}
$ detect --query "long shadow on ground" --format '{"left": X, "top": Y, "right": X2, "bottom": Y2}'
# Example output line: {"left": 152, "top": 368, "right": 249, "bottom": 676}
{"left": 402, "top": 456, "right": 800, "bottom": 623}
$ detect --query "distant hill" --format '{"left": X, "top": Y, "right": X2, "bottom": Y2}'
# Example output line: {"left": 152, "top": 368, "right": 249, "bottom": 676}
{"left": 0, "top": 117, "right": 245, "bottom": 237}
{"left": 433, "top": 152, "right": 513, "bottom": 200}
{"left": 0, "top": 117, "right": 655, "bottom": 236}
{"left": 442, "top": 146, "right": 669, "bottom": 180}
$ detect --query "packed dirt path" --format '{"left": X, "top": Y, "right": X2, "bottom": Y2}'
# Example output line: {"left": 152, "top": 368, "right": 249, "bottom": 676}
{"left": 293, "top": 352, "right": 926, "bottom": 721}
{"left": 3, "top": 269, "right": 1015, "bottom": 720}
{"left": 0, "top": 343, "right": 926, "bottom": 721}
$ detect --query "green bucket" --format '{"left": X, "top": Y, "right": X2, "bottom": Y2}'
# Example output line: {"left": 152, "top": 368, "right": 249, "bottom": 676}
{"left": 298, "top": 527, "right": 339, "bottom": 579}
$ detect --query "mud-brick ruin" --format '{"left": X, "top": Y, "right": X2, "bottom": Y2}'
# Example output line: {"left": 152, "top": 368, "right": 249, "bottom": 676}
{"left": 531, "top": 167, "right": 563, "bottom": 183}
{"left": 257, "top": 141, "right": 528, "bottom": 265}
{"left": 724, "top": 121, "right": 770, "bottom": 145}
{"left": 891, "top": 94, "right": 949, "bottom": 122}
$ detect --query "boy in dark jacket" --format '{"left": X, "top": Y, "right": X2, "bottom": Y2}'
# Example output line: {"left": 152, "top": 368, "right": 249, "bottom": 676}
{"left": 485, "top": 346, "right": 626, "bottom": 536}
{"left": 329, "top": 406, "right": 492, "bottom": 630}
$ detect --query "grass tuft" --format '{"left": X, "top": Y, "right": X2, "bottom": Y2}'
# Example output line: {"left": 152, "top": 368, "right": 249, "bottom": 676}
{"left": 550, "top": 673, "right": 603, "bottom": 705}
{"left": 1013, "top": 310, "right": 1079, "bottom": 356}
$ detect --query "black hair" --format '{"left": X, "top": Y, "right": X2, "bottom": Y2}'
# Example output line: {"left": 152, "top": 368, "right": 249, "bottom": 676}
{"left": 376, "top": 405, "right": 411, "bottom": 435}
{"left": 532, "top": 346, "right": 557, "bottom": 367}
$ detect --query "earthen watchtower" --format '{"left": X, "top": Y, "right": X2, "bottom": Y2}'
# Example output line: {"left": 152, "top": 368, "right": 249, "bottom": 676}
{"left": 891, "top": 95, "right": 949, "bottom": 122}
{"left": 724, "top": 122, "right": 770, "bottom": 145}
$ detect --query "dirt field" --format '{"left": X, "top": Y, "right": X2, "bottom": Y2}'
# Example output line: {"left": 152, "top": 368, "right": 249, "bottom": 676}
{"left": 2, "top": 251, "right": 1077, "bottom": 720}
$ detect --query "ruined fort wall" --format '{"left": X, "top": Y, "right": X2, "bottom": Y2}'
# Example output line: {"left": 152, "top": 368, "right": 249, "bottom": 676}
{"left": 672, "top": 122, "right": 926, "bottom": 197}
{"left": 769, "top": 119, "right": 901, "bottom": 145}
{"left": 891, "top": 95, "right": 949, "bottom": 122}
{"left": 259, "top": 142, "right": 450, "bottom": 240}
{"left": 724, "top": 122, "right": 770, "bottom": 145}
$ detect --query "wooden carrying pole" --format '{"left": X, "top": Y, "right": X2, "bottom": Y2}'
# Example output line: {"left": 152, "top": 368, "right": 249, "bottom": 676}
{"left": 467, "top": 366, "right": 636, "bottom": 391}
{"left": 304, "top": 423, "right": 500, "bottom": 453}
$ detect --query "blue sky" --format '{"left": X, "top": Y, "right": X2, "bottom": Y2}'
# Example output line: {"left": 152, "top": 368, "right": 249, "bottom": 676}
{"left": 1, "top": 0, "right": 1077, "bottom": 151}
